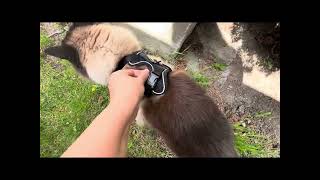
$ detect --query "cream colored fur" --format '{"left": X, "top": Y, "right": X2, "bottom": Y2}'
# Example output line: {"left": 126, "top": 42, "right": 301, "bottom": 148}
{"left": 64, "top": 23, "right": 141, "bottom": 85}
{"left": 63, "top": 23, "right": 156, "bottom": 125}
{"left": 62, "top": 23, "right": 175, "bottom": 126}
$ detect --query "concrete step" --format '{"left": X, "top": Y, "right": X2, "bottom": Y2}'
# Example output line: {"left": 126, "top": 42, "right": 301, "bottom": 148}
{"left": 112, "top": 23, "right": 196, "bottom": 59}
{"left": 187, "top": 22, "right": 280, "bottom": 102}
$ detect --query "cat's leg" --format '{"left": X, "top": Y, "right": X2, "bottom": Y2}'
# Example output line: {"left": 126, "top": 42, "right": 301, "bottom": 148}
{"left": 135, "top": 99, "right": 151, "bottom": 127}
{"left": 135, "top": 106, "right": 147, "bottom": 127}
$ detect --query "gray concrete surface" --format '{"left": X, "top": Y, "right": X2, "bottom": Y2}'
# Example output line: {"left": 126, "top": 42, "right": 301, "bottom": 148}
{"left": 112, "top": 23, "right": 196, "bottom": 59}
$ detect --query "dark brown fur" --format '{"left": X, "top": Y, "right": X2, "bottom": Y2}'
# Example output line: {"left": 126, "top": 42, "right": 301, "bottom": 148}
{"left": 143, "top": 71, "right": 237, "bottom": 157}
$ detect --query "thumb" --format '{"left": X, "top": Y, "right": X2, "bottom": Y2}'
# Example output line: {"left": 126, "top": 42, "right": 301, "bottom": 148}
{"left": 135, "top": 69, "right": 150, "bottom": 82}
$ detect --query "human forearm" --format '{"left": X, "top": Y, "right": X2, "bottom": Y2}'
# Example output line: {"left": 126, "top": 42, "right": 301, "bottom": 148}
{"left": 61, "top": 102, "right": 137, "bottom": 157}
{"left": 61, "top": 69, "right": 149, "bottom": 157}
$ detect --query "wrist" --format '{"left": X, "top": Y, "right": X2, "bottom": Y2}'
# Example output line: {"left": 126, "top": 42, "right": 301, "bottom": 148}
{"left": 107, "top": 99, "right": 139, "bottom": 125}
{"left": 109, "top": 96, "right": 140, "bottom": 111}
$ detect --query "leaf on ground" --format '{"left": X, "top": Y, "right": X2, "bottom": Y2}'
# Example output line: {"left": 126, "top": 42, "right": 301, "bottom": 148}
{"left": 212, "top": 63, "right": 227, "bottom": 71}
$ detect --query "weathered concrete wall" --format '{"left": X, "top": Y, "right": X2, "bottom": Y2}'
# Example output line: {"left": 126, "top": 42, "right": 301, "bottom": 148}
{"left": 190, "top": 22, "right": 280, "bottom": 102}
{"left": 111, "top": 23, "right": 196, "bottom": 59}
{"left": 215, "top": 23, "right": 280, "bottom": 102}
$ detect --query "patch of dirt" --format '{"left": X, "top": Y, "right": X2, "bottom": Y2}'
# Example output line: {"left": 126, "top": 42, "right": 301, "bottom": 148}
{"left": 174, "top": 58, "right": 187, "bottom": 70}
{"left": 155, "top": 134, "right": 175, "bottom": 157}
{"left": 40, "top": 23, "right": 70, "bottom": 45}
{"left": 206, "top": 84, "right": 225, "bottom": 112}
{"left": 40, "top": 23, "right": 70, "bottom": 71}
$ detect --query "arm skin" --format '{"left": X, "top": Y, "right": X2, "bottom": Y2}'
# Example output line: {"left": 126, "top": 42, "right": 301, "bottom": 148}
{"left": 61, "top": 69, "right": 149, "bottom": 157}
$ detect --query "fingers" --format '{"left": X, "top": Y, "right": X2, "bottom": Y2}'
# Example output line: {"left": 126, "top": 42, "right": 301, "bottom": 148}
{"left": 134, "top": 69, "right": 150, "bottom": 82}
{"left": 124, "top": 69, "right": 135, "bottom": 77}
{"left": 121, "top": 68, "right": 149, "bottom": 78}
{"left": 113, "top": 69, "right": 149, "bottom": 86}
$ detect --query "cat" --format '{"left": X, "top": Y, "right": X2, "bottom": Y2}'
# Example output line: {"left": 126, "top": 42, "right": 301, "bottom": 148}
{"left": 45, "top": 22, "right": 237, "bottom": 157}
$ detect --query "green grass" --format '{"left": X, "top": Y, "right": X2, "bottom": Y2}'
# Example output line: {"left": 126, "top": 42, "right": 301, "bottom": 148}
{"left": 233, "top": 121, "right": 278, "bottom": 157}
{"left": 168, "top": 52, "right": 183, "bottom": 65}
{"left": 232, "top": 112, "right": 278, "bottom": 157}
{"left": 211, "top": 62, "right": 227, "bottom": 71}
{"left": 40, "top": 57, "right": 110, "bottom": 157}
{"left": 255, "top": 111, "right": 272, "bottom": 118}
{"left": 40, "top": 33, "right": 53, "bottom": 50}
{"left": 190, "top": 71, "right": 210, "bottom": 88}
{"left": 40, "top": 32, "right": 110, "bottom": 157}
{"left": 128, "top": 125, "right": 174, "bottom": 157}
{"left": 167, "top": 45, "right": 191, "bottom": 64}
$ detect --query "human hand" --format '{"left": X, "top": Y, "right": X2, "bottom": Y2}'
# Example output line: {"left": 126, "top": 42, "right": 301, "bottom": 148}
{"left": 108, "top": 68, "right": 149, "bottom": 108}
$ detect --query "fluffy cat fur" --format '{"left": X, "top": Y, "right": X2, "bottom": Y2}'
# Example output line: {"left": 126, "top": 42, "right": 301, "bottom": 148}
{"left": 45, "top": 23, "right": 237, "bottom": 157}
{"left": 45, "top": 23, "right": 141, "bottom": 85}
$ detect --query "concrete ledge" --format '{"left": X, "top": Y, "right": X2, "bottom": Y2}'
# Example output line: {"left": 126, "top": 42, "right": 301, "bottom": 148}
{"left": 216, "top": 23, "right": 280, "bottom": 102}
{"left": 112, "top": 23, "right": 196, "bottom": 59}
{"left": 191, "top": 22, "right": 280, "bottom": 102}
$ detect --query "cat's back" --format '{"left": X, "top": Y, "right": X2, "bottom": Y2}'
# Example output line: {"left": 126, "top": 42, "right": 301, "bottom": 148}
{"left": 143, "top": 70, "right": 237, "bottom": 157}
